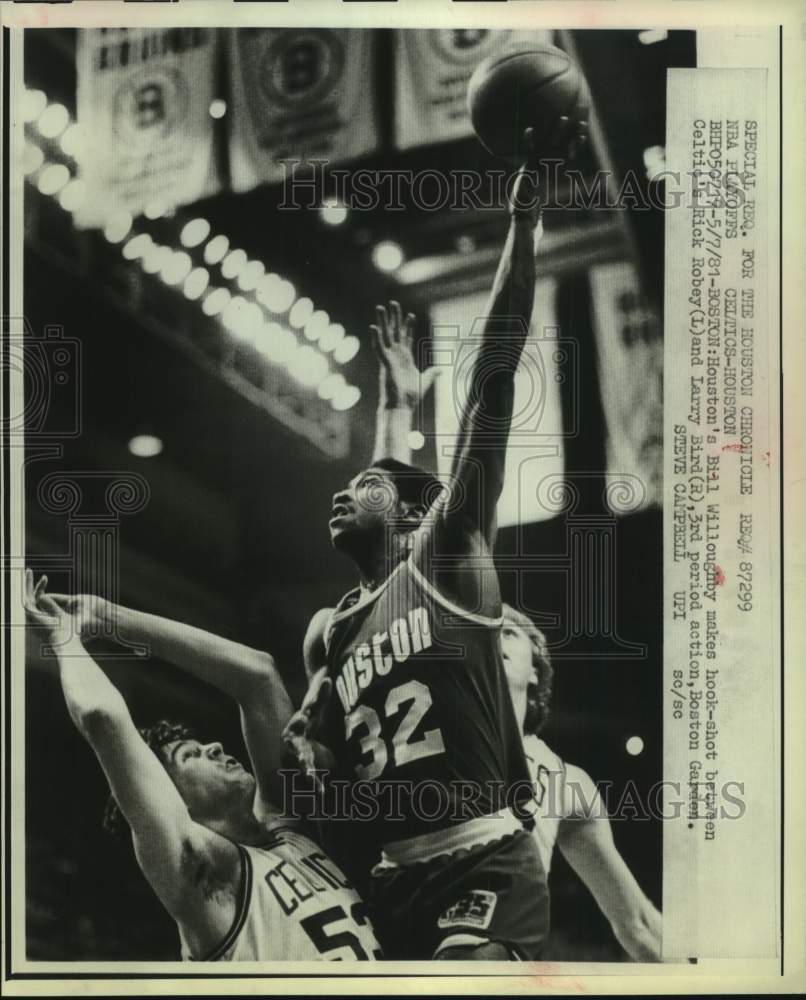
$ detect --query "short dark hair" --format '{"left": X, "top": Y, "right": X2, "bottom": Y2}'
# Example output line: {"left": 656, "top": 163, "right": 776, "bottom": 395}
{"left": 501, "top": 605, "right": 554, "bottom": 736}
{"left": 371, "top": 457, "right": 445, "bottom": 512}
{"left": 102, "top": 720, "right": 195, "bottom": 838}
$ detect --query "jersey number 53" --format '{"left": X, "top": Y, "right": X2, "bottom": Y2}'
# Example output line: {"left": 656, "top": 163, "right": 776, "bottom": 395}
{"left": 344, "top": 679, "right": 445, "bottom": 779}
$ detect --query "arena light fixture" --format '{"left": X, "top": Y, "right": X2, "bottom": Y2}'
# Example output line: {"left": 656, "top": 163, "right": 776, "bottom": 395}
{"left": 221, "top": 248, "right": 248, "bottom": 281}
{"left": 288, "top": 296, "right": 314, "bottom": 329}
{"left": 141, "top": 243, "right": 171, "bottom": 275}
{"left": 22, "top": 143, "right": 45, "bottom": 176}
{"left": 160, "top": 250, "right": 193, "bottom": 286}
{"left": 237, "top": 260, "right": 265, "bottom": 293}
{"left": 128, "top": 434, "right": 163, "bottom": 458}
{"left": 257, "top": 276, "right": 296, "bottom": 315}
{"left": 180, "top": 218, "right": 211, "bottom": 249}
{"left": 183, "top": 267, "right": 210, "bottom": 301}
{"left": 319, "top": 200, "right": 348, "bottom": 226}
{"left": 59, "top": 123, "right": 83, "bottom": 159}
{"left": 22, "top": 88, "right": 47, "bottom": 123}
{"left": 58, "top": 177, "right": 88, "bottom": 213}
{"left": 204, "top": 234, "right": 230, "bottom": 266}
{"left": 332, "top": 334, "right": 360, "bottom": 365}
{"left": 202, "top": 286, "right": 231, "bottom": 317}
{"left": 303, "top": 309, "right": 330, "bottom": 342}
{"left": 122, "top": 233, "right": 153, "bottom": 261}
{"left": 625, "top": 735, "right": 645, "bottom": 756}
{"left": 317, "top": 372, "right": 346, "bottom": 401}
{"left": 408, "top": 430, "right": 425, "bottom": 452}
{"left": 332, "top": 385, "right": 362, "bottom": 411}
{"left": 37, "top": 162, "right": 71, "bottom": 196}
{"left": 103, "top": 210, "right": 134, "bottom": 244}
{"left": 372, "top": 240, "right": 404, "bottom": 273}
{"left": 36, "top": 102, "right": 70, "bottom": 139}
{"left": 209, "top": 99, "right": 227, "bottom": 119}
{"left": 319, "top": 322, "right": 345, "bottom": 353}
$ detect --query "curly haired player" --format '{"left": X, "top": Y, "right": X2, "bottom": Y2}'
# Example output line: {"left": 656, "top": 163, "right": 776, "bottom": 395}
{"left": 25, "top": 571, "right": 381, "bottom": 962}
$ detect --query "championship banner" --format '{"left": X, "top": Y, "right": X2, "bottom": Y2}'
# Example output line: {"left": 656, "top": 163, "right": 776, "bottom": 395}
{"left": 228, "top": 28, "right": 379, "bottom": 192}
{"left": 394, "top": 29, "right": 552, "bottom": 151}
{"left": 589, "top": 261, "right": 663, "bottom": 512}
{"left": 74, "top": 28, "right": 220, "bottom": 228}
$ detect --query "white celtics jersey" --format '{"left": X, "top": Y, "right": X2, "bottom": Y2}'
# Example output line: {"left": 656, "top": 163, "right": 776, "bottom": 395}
{"left": 522, "top": 734, "right": 566, "bottom": 875}
{"left": 181, "top": 826, "right": 382, "bottom": 962}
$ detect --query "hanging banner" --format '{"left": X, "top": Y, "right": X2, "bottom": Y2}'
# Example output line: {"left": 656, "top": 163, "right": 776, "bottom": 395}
{"left": 589, "top": 261, "right": 663, "bottom": 512}
{"left": 228, "top": 28, "right": 379, "bottom": 192}
{"left": 394, "top": 29, "right": 552, "bottom": 151}
{"left": 74, "top": 27, "right": 220, "bottom": 228}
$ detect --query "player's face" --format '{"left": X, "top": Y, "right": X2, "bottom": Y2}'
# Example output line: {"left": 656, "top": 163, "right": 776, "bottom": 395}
{"left": 329, "top": 467, "right": 403, "bottom": 548}
{"left": 163, "top": 739, "right": 255, "bottom": 816}
{"left": 500, "top": 621, "right": 536, "bottom": 694}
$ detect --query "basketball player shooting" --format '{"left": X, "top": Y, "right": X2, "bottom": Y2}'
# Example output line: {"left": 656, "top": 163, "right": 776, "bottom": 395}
{"left": 24, "top": 570, "right": 382, "bottom": 962}
{"left": 285, "top": 118, "right": 586, "bottom": 961}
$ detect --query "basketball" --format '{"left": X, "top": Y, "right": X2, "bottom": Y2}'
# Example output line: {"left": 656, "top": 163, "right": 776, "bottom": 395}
{"left": 467, "top": 43, "right": 588, "bottom": 160}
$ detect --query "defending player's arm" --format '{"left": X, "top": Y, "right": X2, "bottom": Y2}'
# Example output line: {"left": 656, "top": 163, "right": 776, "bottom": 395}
{"left": 48, "top": 591, "right": 293, "bottom": 817}
{"left": 556, "top": 763, "right": 662, "bottom": 962}
{"left": 24, "top": 573, "right": 239, "bottom": 946}
{"left": 371, "top": 301, "right": 439, "bottom": 465}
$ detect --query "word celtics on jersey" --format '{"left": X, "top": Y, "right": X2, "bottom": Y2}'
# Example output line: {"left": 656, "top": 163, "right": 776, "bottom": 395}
{"left": 181, "top": 826, "right": 382, "bottom": 961}
{"left": 320, "top": 557, "right": 532, "bottom": 845}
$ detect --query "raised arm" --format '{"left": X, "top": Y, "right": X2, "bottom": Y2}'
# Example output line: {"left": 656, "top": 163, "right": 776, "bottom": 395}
{"left": 49, "top": 592, "right": 293, "bottom": 819}
{"left": 371, "top": 301, "right": 439, "bottom": 465}
{"left": 24, "top": 573, "right": 239, "bottom": 952}
{"left": 557, "top": 763, "right": 662, "bottom": 962}
{"left": 436, "top": 120, "right": 584, "bottom": 546}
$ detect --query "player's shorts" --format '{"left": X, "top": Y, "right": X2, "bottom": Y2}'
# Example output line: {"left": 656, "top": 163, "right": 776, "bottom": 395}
{"left": 367, "top": 827, "right": 549, "bottom": 960}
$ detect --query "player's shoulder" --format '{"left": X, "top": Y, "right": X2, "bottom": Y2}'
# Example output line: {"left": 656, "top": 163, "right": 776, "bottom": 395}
{"left": 303, "top": 606, "right": 336, "bottom": 676}
{"left": 523, "top": 733, "right": 565, "bottom": 774}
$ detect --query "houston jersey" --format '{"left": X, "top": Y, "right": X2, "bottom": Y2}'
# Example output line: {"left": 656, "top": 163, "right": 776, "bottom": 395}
{"left": 180, "top": 826, "right": 382, "bottom": 962}
{"left": 320, "top": 556, "right": 532, "bottom": 849}
{"left": 522, "top": 734, "right": 566, "bottom": 874}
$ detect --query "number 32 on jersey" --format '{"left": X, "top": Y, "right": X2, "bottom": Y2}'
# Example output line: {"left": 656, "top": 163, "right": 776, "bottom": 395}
{"left": 345, "top": 679, "right": 445, "bottom": 779}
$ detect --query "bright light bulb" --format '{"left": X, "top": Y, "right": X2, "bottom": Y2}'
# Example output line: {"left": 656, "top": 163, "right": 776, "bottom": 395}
{"left": 626, "top": 736, "right": 645, "bottom": 756}
{"left": 202, "top": 287, "right": 231, "bottom": 317}
{"left": 304, "top": 309, "right": 330, "bottom": 342}
{"left": 183, "top": 267, "right": 210, "bottom": 301}
{"left": 332, "top": 385, "right": 362, "bottom": 411}
{"left": 22, "top": 143, "right": 45, "bottom": 175}
{"left": 128, "top": 434, "right": 163, "bottom": 458}
{"left": 209, "top": 99, "right": 227, "bottom": 119}
{"left": 59, "top": 123, "right": 84, "bottom": 159}
{"left": 372, "top": 240, "right": 404, "bottom": 273}
{"left": 237, "top": 260, "right": 265, "bottom": 292}
{"left": 103, "top": 211, "right": 134, "bottom": 244}
{"left": 141, "top": 244, "right": 171, "bottom": 275}
{"left": 333, "top": 334, "right": 360, "bottom": 364}
{"left": 319, "top": 201, "right": 348, "bottom": 226}
{"left": 221, "top": 248, "right": 248, "bottom": 281}
{"left": 36, "top": 103, "right": 70, "bottom": 139}
{"left": 317, "top": 373, "right": 346, "bottom": 401}
{"left": 37, "top": 163, "right": 71, "bottom": 196}
{"left": 122, "top": 233, "right": 153, "bottom": 261}
{"left": 180, "top": 218, "right": 211, "bottom": 248}
{"left": 408, "top": 430, "right": 425, "bottom": 451}
{"left": 58, "top": 177, "right": 88, "bottom": 213}
{"left": 319, "top": 323, "right": 345, "bottom": 353}
{"left": 288, "top": 296, "right": 314, "bottom": 329}
{"left": 22, "top": 89, "right": 47, "bottom": 124}
{"left": 144, "top": 200, "right": 169, "bottom": 221}
{"left": 204, "top": 235, "right": 229, "bottom": 266}
{"left": 161, "top": 251, "right": 193, "bottom": 286}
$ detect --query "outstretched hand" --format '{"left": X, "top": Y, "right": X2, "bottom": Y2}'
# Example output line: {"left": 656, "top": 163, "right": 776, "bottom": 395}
{"left": 371, "top": 301, "right": 440, "bottom": 410}
{"left": 282, "top": 672, "right": 336, "bottom": 785}
{"left": 510, "top": 116, "right": 589, "bottom": 218}
{"left": 23, "top": 570, "right": 71, "bottom": 645}
{"left": 46, "top": 591, "right": 110, "bottom": 639}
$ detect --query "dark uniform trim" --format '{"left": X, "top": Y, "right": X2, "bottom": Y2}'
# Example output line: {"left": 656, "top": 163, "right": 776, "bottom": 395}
{"left": 193, "top": 843, "right": 252, "bottom": 962}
